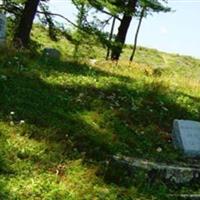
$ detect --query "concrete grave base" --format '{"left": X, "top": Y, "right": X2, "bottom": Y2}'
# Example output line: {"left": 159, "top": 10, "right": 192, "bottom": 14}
{"left": 105, "top": 155, "right": 200, "bottom": 186}
{"left": 169, "top": 194, "right": 200, "bottom": 200}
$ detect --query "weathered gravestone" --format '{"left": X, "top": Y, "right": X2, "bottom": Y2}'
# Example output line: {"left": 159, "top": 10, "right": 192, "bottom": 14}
{"left": 0, "top": 13, "right": 6, "bottom": 45}
{"left": 172, "top": 119, "right": 200, "bottom": 157}
{"left": 105, "top": 120, "right": 200, "bottom": 187}
{"left": 42, "top": 48, "right": 61, "bottom": 59}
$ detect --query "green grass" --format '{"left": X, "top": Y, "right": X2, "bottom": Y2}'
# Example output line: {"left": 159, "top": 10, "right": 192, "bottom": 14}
{"left": 1, "top": 28, "right": 200, "bottom": 199}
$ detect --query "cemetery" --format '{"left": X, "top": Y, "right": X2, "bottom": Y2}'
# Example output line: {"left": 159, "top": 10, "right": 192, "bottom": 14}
{"left": 1, "top": 1, "right": 200, "bottom": 199}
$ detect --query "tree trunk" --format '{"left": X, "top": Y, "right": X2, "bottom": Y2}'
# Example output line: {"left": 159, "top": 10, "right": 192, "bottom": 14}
{"left": 106, "top": 16, "right": 116, "bottom": 60}
{"left": 73, "top": 3, "right": 85, "bottom": 58}
{"left": 129, "top": 7, "right": 145, "bottom": 63}
{"left": 111, "top": 0, "right": 137, "bottom": 60}
{"left": 13, "top": 0, "right": 40, "bottom": 48}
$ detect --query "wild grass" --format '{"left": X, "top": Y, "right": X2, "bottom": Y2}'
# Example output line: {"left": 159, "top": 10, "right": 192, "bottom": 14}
{"left": 1, "top": 28, "right": 200, "bottom": 199}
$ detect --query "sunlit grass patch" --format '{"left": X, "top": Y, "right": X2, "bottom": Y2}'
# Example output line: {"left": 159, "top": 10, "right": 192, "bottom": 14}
{"left": 1, "top": 32, "right": 200, "bottom": 198}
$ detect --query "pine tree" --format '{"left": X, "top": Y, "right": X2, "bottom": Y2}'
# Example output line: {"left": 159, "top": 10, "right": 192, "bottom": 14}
{"left": 111, "top": 0, "right": 170, "bottom": 61}
{"left": 13, "top": 0, "right": 40, "bottom": 47}
{"left": 111, "top": 0, "right": 138, "bottom": 60}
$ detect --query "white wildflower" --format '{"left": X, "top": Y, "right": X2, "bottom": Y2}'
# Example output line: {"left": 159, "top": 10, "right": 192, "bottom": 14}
{"left": 0, "top": 75, "right": 7, "bottom": 80}
{"left": 19, "top": 120, "right": 25, "bottom": 125}
{"left": 156, "top": 147, "right": 162, "bottom": 153}
{"left": 10, "top": 121, "right": 14, "bottom": 126}
{"left": 90, "top": 59, "right": 97, "bottom": 65}
{"left": 162, "top": 107, "right": 169, "bottom": 112}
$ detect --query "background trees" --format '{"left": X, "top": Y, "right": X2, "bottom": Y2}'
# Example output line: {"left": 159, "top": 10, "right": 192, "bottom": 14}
{"left": 111, "top": 0, "right": 170, "bottom": 60}
{"left": 0, "top": 0, "right": 171, "bottom": 61}
{"left": 129, "top": 0, "right": 171, "bottom": 62}
{"left": 111, "top": 0, "right": 138, "bottom": 60}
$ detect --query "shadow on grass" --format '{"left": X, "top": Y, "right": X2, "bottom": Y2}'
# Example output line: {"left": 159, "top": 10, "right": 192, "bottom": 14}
{"left": 35, "top": 57, "right": 133, "bottom": 83}
{"left": 0, "top": 133, "right": 11, "bottom": 199}
{"left": 0, "top": 57, "right": 200, "bottom": 198}
{"left": 0, "top": 182, "right": 9, "bottom": 200}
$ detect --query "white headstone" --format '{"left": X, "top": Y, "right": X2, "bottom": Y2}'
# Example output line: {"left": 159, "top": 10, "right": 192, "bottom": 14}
{"left": 172, "top": 119, "right": 200, "bottom": 157}
{"left": 0, "top": 13, "right": 6, "bottom": 45}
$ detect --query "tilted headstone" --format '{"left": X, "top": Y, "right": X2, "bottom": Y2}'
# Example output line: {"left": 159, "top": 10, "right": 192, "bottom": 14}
{"left": 172, "top": 119, "right": 200, "bottom": 157}
{"left": 0, "top": 13, "right": 6, "bottom": 45}
{"left": 42, "top": 48, "right": 61, "bottom": 59}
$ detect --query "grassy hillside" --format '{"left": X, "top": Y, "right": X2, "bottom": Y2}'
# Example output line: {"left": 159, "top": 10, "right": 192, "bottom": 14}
{"left": 1, "top": 28, "right": 200, "bottom": 199}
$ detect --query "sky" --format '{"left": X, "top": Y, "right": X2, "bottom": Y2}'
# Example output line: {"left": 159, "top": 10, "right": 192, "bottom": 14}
{"left": 48, "top": 0, "right": 200, "bottom": 58}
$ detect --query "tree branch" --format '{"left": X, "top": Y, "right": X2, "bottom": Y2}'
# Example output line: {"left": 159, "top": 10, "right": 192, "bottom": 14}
{"left": 0, "top": 4, "right": 22, "bottom": 15}
{"left": 37, "top": 10, "right": 79, "bottom": 28}
{"left": 99, "top": 9, "right": 121, "bottom": 21}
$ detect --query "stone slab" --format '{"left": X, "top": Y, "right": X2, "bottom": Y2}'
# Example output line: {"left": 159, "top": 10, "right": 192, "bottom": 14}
{"left": 106, "top": 155, "right": 200, "bottom": 186}
{"left": 173, "top": 120, "right": 200, "bottom": 157}
{"left": 169, "top": 194, "right": 200, "bottom": 200}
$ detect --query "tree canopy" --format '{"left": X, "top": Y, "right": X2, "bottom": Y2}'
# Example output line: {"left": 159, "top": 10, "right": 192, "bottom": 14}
{"left": 0, "top": 0, "right": 171, "bottom": 60}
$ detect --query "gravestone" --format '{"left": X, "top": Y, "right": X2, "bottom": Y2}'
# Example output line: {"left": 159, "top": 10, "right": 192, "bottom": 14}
{"left": 42, "top": 48, "right": 61, "bottom": 59}
{"left": 172, "top": 119, "right": 200, "bottom": 157}
{"left": 0, "top": 13, "right": 6, "bottom": 45}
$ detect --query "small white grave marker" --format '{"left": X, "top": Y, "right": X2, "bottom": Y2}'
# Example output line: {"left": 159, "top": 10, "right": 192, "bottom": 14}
{"left": 173, "top": 119, "right": 200, "bottom": 157}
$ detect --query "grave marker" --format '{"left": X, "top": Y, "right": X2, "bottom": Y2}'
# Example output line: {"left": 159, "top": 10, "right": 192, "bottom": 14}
{"left": 173, "top": 119, "right": 200, "bottom": 157}
{"left": 0, "top": 13, "right": 6, "bottom": 45}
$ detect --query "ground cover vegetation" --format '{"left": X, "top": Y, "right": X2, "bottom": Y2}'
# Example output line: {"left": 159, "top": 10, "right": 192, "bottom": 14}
{"left": 0, "top": 0, "right": 200, "bottom": 199}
